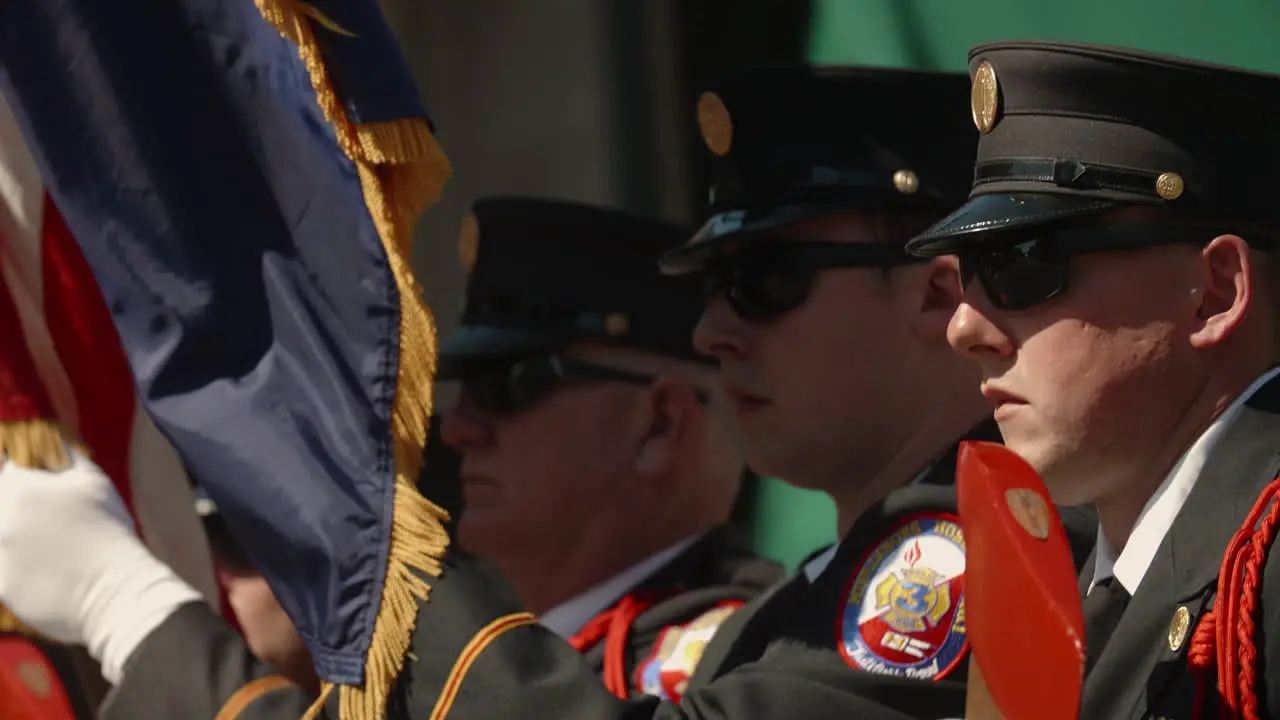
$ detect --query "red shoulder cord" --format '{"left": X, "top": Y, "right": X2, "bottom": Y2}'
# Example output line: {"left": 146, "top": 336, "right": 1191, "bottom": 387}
{"left": 1187, "top": 474, "right": 1280, "bottom": 720}
{"left": 567, "top": 591, "right": 669, "bottom": 699}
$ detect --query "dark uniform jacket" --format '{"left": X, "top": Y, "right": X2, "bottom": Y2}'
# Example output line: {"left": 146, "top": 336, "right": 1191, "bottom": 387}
{"left": 99, "top": 422, "right": 1097, "bottom": 720}
{"left": 558, "top": 529, "right": 785, "bottom": 700}
{"left": 1079, "top": 372, "right": 1280, "bottom": 719}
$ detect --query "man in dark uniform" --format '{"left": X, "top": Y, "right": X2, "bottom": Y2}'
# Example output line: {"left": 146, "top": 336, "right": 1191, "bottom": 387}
{"left": 435, "top": 197, "right": 783, "bottom": 700}
{"left": 907, "top": 40, "right": 1280, "bottom": 719}
{"left": 659, "top": 62, "right": 1097, "bottom": 709}
{"left": 194, "top": 485, "right": 321, "bottom": 694}
{"left": 0, "top": 65, "right": 1094, "bottom": 719}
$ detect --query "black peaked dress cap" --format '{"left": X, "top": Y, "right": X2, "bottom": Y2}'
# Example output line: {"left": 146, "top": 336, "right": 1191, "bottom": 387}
{"left": 439, "top": 197, "right": 705, "bottom": 379}
{"left": 908, "top": 41, "right": 1280, "bottom": 256}
{"left": 660, "top": 64, "right": 977, "bottom": 274}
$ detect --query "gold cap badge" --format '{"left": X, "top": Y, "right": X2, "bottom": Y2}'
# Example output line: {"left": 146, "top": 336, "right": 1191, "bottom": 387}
{"left": 458, "top": 212, "right": 480, "bottom": 274}
{"left": 1155, "top": 172, "right": 1185, "bottom": 201}
{"left": 1005, "top": 488, "right": 1050, "bottom": 541}
{"left": 971, "top": 61, "right": 999, "bottom": 134}
{"left": 697, "top": 92, "right": 734, "bottom": 157}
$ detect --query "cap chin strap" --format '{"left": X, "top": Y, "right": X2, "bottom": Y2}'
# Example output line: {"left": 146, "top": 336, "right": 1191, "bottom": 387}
{"left": 975, "top": 158, "right": 1172, "bottom": 199}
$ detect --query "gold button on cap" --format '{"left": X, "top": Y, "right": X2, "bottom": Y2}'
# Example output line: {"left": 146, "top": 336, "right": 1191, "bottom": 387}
{"left": 893, "top": 169, "right": 919, "bottom": 195}
{"left": 604, "top": 313, "right": 629, "bottom": 337}
{"left": 1155, "top": 172, "right": 1184, "bottom": 200}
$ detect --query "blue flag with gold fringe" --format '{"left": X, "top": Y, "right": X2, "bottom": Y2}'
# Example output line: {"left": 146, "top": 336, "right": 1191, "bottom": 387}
{"left": 0, "top": 0, "right": 451, "bottom": 715}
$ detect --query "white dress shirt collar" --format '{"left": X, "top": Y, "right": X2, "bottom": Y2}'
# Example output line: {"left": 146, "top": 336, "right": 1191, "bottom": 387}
{"left": 803, "top": 461, "right": 939, "bottom": 584}
{"left": 1089, "top": 366, "right": 1280, "bottom": 595}
{"left": 539, "top": 534, "right": 703, "bottom": 639}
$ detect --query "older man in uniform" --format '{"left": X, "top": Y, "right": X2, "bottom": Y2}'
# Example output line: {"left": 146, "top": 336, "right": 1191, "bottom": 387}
{"left": 194, "top": 486, "right": 320, "bottom": 694}
{"left": 908, "top": 40, "right": 1280, "bottom": 719}
{"left": 435, "top": 197, "right": 782, "bottom": 699}
{"left": 0, "top": 66, "right": 1095, "bottom": 719}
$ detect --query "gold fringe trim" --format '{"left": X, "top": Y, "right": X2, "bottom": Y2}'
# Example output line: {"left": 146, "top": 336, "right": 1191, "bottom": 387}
{"left": 0, "top": 419, "right": 88, "bottom": 640}
{"left": 0, "top": 419, "right": 86, "bottom": 471}
{"left": 253, "top": 2, "right": 453, "bottom": 719}
{"left": 0, "top": 604, "right": 35, "bottom": 635}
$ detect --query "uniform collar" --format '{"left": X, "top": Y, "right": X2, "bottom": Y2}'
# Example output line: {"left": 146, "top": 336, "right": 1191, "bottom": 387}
{"left": 539, "top": 534, "right": 703, "bottom": 638}
{"left": 802, "top": 421, "right": 997, "bottom": 584}
{"left": 1089, "top": 365, "right": 1280, "bottom": 595}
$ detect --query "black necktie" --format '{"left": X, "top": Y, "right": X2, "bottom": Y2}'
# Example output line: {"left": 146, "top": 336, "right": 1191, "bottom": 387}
{"left": 1082, "top": 576, "right": 1131, "bottom": 674}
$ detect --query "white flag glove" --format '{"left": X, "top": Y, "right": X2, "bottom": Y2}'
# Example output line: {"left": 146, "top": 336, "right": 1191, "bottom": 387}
{"left": 0, "top": 451, "right": 203, "bottom": 684}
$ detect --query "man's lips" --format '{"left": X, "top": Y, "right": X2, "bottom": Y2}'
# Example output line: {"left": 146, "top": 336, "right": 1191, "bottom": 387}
{"left": 460, "top": 472, "right": 498, "bottom": 488}
{"left": 724, "top": 385, "right": 771, "bottom": 414}
{"left": 977, "top": 381, "right": 1029, "bottom": 409}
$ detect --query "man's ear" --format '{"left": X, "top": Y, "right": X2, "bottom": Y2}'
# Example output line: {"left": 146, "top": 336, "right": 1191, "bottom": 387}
{"left": 914, "top": 256, "right": 964, "bottom": 343}
{"left": 1189, "top": 234, "right": 1254, "bottom": 350}
{"left": 632, "top": 376, "right": 700, "bottom": 482}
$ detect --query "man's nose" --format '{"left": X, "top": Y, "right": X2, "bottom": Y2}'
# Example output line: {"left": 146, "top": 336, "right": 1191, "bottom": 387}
{"left": 947, "top": 283, "right": 1015, "bottom": 361}
{"left": 693, "top": 296, "right": 751, "bottom": 363}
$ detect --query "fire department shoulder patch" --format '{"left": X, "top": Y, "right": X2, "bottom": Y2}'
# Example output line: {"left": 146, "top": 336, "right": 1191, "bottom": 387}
{"left": 837, "top": 512, "right": 968, "bottom": 681}
{"left": 635, "top": 601, "right": 743, "bottom": 702}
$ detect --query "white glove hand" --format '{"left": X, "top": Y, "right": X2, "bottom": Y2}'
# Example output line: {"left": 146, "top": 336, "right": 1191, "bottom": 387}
{"left": 0, "top": 451, "right": 203, "bottom": 683}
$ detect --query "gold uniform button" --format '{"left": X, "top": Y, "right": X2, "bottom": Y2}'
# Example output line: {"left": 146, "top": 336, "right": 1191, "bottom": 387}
{"left": 1168, "top": 605, "right": 1191, "bottom": 652}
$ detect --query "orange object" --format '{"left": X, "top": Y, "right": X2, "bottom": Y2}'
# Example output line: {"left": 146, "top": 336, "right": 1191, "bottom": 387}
{"left": 955, "top": 441, "right": 1085, "bottom": 720}
{"left": 0, "top": 636, "right": 78, "bottom": 720}
{"left": 568, "top": 590, "right": 671, "bottom": 699}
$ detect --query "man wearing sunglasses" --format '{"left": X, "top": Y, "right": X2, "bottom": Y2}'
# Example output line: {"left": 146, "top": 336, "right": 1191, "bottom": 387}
{"left": 194, "top": 485, "right": 320, "bottom": 695}
{"left": 658, "top": 63, "right": 1095, "bottom": 717}
{"left": 906, "top": 41, "right": 1280, "bottom": 719}
{"left": 435, "top": 197, "right": 783, "bottom": 700}
{"left": 0, "top": 70, "right": 1097, "bottom": 719}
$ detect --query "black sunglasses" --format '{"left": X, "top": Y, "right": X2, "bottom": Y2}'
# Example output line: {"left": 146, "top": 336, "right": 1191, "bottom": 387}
{"left": 956, "top": 222, "right": 1270, "bottom": 311}
{"left": 460, "top": 353, "right": 663, "bottom": 415}
{"left": 702, "top": 240, "right": 923, "bottom": 321}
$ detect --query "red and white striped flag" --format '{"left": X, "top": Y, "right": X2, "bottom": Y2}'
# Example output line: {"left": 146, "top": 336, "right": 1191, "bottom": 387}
{"left": 0, "top": 95, "right": 221, "bottom": 614}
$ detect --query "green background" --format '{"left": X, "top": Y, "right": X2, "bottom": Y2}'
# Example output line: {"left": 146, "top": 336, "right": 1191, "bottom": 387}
{"left": 750, "top": 0, "right": 1280, "bottom": 570}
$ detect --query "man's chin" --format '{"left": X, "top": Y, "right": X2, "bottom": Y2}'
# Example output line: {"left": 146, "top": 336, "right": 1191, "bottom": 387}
{"left": 456, "top": 514, "right": 508, "bottom": 555}
{"left": 1001, "top": 439, "right": 1061, "bottom": 489}
{"left": 1015, "top": 450, "right": 1094, "bottom": 508}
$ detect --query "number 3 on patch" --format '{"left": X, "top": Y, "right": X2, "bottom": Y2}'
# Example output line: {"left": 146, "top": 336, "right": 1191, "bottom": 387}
{"left": 837, "top": 513, "right": 968, "bottom": 680}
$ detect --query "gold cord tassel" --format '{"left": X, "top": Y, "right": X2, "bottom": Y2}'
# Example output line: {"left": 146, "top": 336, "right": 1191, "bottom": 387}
{"left": 253, "top": 3, "right": 453, "bottom": 718}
